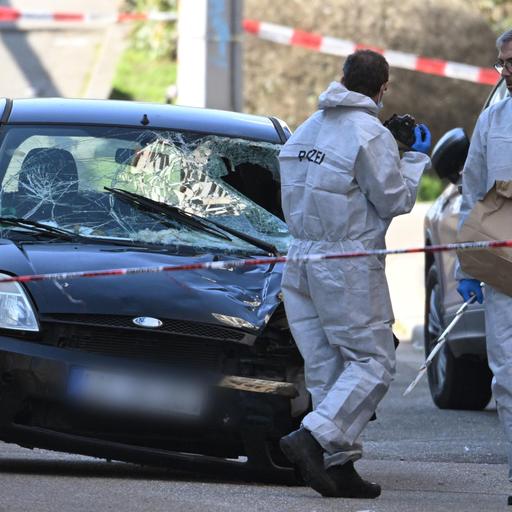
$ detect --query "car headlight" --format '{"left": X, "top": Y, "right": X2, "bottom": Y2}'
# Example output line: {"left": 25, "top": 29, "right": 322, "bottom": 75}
{"left": 212, "top": 313, "right": 257, "bottom": 330}
{"left": 0, "top": 273, "right": 39, "bottom": 332}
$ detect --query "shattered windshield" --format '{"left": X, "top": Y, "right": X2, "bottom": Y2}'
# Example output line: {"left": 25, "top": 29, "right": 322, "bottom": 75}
{"left": 0, "top": 125, "right": 291, "bottom": 254}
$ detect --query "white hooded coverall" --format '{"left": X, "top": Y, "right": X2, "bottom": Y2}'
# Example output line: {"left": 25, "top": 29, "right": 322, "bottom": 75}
{"left": 456, "top": 94, "right": 512, "bottom": 478}
{"left": 279, "top": 82, "right": 430, "bottom": 467}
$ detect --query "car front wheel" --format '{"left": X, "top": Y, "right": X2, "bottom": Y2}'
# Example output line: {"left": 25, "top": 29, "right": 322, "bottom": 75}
{"left": 424, "top": 265, "right": 492, "bottom": 410}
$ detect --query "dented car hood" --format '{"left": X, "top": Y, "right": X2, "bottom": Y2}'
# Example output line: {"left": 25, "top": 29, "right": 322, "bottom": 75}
{"left": 0, "top": 240, "right": 283, "bottom": 338}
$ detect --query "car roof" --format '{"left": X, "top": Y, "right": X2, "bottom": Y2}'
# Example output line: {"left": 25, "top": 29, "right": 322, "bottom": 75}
{"left": 0, "top": 98, "right": 286, "bottom": 144}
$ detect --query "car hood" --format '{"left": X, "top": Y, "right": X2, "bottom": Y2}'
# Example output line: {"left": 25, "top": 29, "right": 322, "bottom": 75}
{"left": 0, "top": 240, "right": 283, "bottom": 333}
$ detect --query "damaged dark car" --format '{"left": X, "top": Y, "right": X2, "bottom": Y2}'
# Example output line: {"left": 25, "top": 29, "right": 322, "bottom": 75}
{"left": 0, "top": 98, "right": 307, "bottom": 482}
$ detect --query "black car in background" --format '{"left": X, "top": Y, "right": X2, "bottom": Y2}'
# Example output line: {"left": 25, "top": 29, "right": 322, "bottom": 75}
{"left": 0, "top": 98, "right": 307, "bottom": 481}
{"left": 423, "top": 79, "right": 508, "bottom": 410}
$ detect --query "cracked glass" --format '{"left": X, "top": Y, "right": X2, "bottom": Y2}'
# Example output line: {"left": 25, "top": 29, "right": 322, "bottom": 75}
{"left": 0, "top": 126, "right": 291, "bottom": 254}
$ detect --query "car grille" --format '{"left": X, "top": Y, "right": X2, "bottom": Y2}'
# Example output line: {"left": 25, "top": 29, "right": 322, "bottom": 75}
{"left": 37, "top": 315, "right": 251, "bottom": 370}
{"left": 47, "top": 314, "right": 246, "bottom": 342}
{"left": 57, "top": 327, "right": 222, "bottom": 369}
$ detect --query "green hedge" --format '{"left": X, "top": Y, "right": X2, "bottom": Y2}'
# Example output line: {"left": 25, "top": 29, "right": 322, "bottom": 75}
{"left": 418, "top": 174, "right": 445, "bottom": 202}
{"left": 110, "top": 47, "right": 176, "bottom": 103}
{"left": 110, "top": 0, "right": 177, "bottom": 103}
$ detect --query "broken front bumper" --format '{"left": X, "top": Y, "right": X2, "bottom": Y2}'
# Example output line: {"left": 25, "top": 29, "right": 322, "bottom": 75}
{"left": 0, "top": 335, "right": 299, "bottom": 482}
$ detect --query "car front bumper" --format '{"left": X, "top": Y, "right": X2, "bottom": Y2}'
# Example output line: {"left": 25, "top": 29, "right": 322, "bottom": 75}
{"left": 0, "top": 335, "right": 298, "bottom": 482}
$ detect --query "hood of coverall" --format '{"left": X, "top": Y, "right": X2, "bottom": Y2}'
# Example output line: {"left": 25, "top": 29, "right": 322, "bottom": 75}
{"left": 318, "top": 81, "right": 381, "bottom": 116}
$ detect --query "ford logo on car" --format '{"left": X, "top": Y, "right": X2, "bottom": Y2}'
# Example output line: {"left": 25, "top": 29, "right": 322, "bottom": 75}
{"left": 132, "top": 317, "right": 163, "bottom": 328}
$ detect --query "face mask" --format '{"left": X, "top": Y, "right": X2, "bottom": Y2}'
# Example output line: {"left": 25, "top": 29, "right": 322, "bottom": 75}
{"left": 376, "top": 85, "right": 386, "bottom": 110}
{"left": 375, "top": 93, "right": 384, "bottom": 110}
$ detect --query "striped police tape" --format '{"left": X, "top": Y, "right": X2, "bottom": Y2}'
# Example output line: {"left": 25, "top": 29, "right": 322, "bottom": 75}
{"left": 0, "top": 238, "right": 510, "bottom": 285}
{"left": 243, "top": 19, "right": 497, "bottom": 86}
{"left": 0, "top": 7, "right": 177, "bottom": 24}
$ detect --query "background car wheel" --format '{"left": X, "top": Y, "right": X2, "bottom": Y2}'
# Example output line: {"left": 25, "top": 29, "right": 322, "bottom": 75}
{"left": 424, "top": 265, "right": 492, "bottom": 410}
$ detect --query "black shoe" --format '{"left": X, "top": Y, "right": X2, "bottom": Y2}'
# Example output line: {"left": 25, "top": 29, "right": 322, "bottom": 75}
{"left": 279, "top": 427, "right": 339, "bottom": 496}
{"left": 326, "top": 461, "right": 381, "bottom": 499}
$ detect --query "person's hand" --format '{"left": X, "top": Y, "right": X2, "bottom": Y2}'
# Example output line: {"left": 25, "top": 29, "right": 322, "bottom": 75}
{"left": 411, "top": 124, "right": 431, "bottom": 154}
{"left": 457, "top": 279, "right": 484, "bottom": 304}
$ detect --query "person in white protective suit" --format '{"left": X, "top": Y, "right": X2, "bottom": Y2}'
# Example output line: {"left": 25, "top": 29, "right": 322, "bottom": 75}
{"left": 456, "top": 29, "right": 512, "bottom": 505}
{"left": 278, "top": 50, "right": 431, "bottom": 498}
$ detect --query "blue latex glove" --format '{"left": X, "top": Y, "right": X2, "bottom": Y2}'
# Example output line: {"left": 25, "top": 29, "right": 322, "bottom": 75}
{"left": 457, "top": 279, "right": 484, "bottom": 304}
{"left": 411, "top": 124, "right": 431, "bottom": 154}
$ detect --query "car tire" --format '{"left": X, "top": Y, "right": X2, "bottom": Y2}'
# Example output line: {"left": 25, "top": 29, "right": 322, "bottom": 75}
{"left": 424, "top": 265, "right": 492, "bottom": 410}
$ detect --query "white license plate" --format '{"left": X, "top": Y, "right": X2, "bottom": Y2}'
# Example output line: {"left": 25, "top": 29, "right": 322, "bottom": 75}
{"left": 68, "top": 367, "right": 205, "bottom": 417}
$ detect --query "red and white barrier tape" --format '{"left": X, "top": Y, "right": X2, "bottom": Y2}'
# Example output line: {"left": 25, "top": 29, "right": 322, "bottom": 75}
{"left": 0, "top": 238, "right": 510, "bottom": 285}
{"left": 243, "top": 19, "right": 497, "bottom": 86}
{"left": 0, "top": 7, "right": 177, "bottom": 24}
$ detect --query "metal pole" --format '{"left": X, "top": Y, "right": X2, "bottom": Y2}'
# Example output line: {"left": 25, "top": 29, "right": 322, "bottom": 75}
{"left": 229, "top": 0, "right": 244, "bottom": 112}
{"left": 177, "top": 0, "right": 243, "bottom": 111}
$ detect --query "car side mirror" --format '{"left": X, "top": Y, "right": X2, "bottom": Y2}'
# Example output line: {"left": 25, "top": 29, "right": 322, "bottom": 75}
{"left": 431, "top": 128, "right": 469, "bottom": 184}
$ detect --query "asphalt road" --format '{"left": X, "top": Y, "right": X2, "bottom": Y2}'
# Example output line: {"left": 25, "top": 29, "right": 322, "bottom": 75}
{"left": 0, "top": 342, "right": 507, "bottom": 512}
{"left": 0, "top": 0, "right": 125, "bottom": 99}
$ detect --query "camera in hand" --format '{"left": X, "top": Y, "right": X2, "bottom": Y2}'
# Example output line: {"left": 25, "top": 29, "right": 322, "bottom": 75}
{"left": 384, "top": 113, "right": 416, "bottom": 147}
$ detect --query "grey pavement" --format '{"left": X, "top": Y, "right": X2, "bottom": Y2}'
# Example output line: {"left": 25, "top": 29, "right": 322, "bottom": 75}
{"left": 0, "top": 0, "right": 126, "bottom": 99}
{"left": 0, "top": 343, "right": 507, "bottom": 511}
{"left": 0, "top": 460, "right": 507, "bottom": 512}
{"left": 364, "top": 342, "right": 505, "bottom": 465}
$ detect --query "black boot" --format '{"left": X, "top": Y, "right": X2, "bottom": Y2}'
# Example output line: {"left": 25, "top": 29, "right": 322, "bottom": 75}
{"left": 279, "top": 427, "right": 339, "bottom": 496}
{"left": 326, "top": 461, "right": 381, "bottom": 499}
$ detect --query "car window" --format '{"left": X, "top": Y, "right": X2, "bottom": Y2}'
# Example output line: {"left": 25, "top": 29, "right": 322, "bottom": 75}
{"left": 485, "top": 79, "right": 508, "bottom": 109}
{"left": 0, "top": 125, "right": 291, "bottom": 253}
{"left": 120, "top": 136, "right": 286, "bottom": 238}
{"left": 2, "top": 134, "right": 139, "bottom": 193}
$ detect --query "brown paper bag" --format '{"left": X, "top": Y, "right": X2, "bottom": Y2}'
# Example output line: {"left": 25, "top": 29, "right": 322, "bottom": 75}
{"left": 456, "top": 180, "right": 512, "bottom": 296}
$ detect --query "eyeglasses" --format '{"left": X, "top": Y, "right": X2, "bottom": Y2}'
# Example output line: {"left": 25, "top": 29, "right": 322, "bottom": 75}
{"left": 494, "top": 59, "right": 512, "bottom": 74}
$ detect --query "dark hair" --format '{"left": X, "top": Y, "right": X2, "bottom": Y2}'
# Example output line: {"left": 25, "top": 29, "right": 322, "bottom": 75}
{"left": 497, "top": 28, "right": 512, "bottom": 49}
{"left": 342, "top": 50, "right": 389, "bottom": 98}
